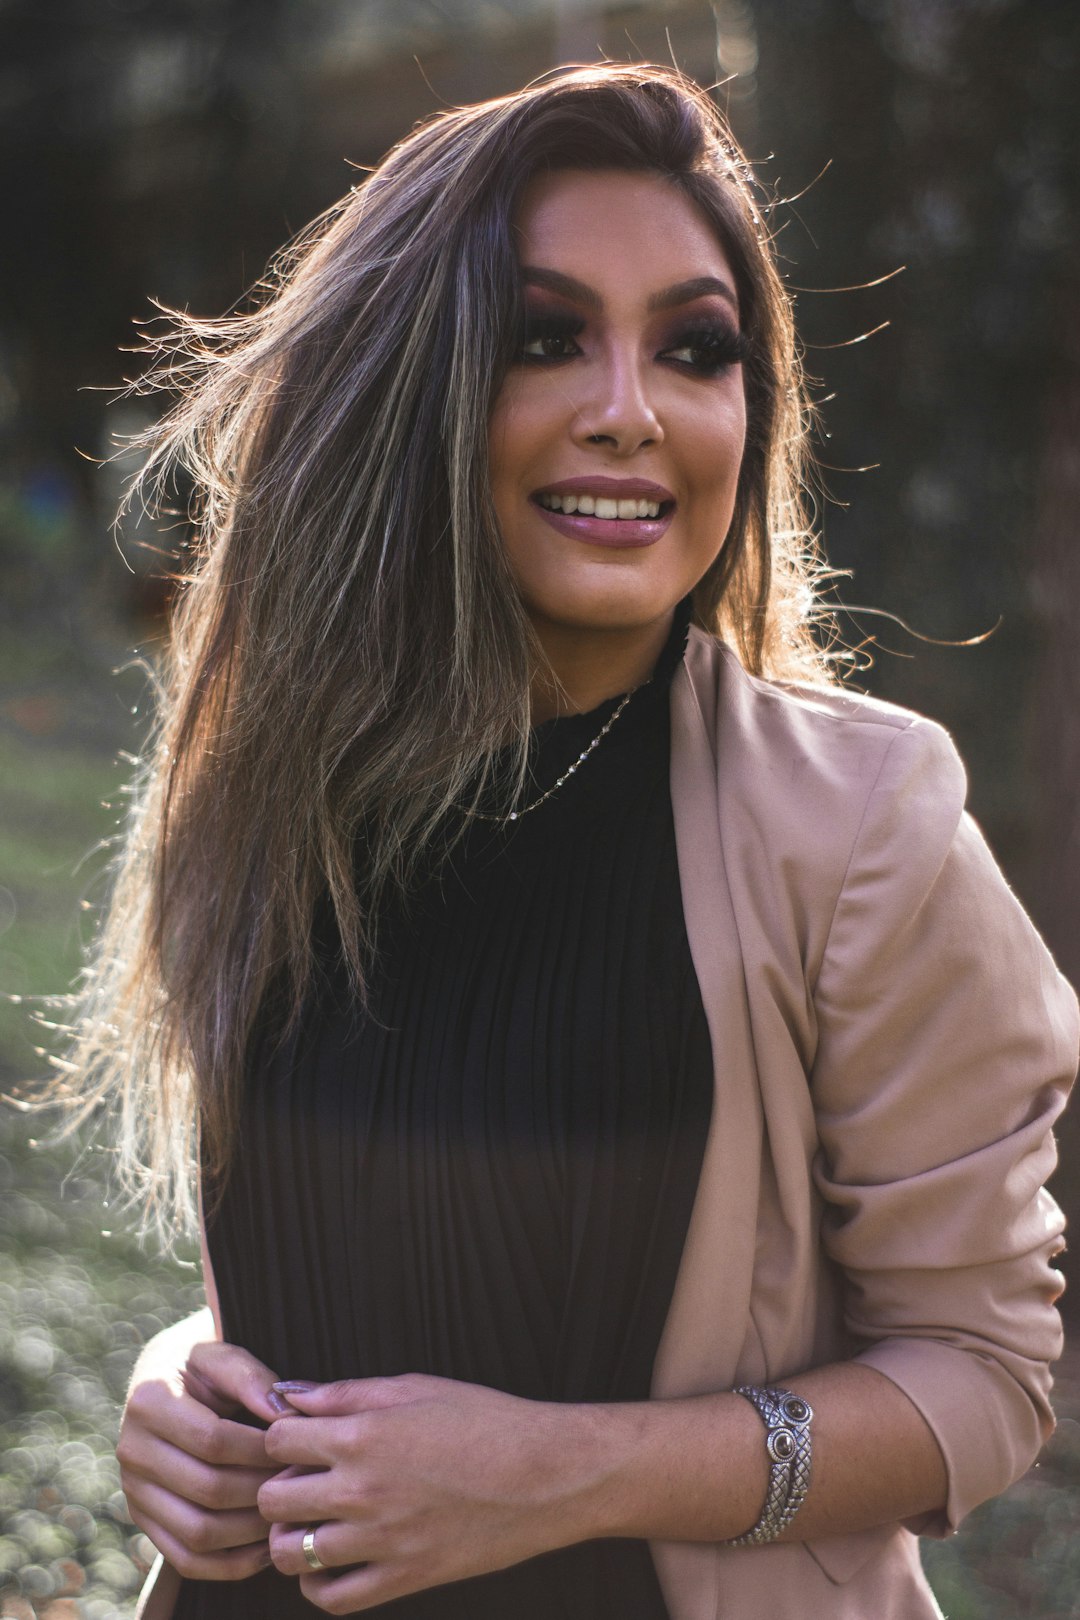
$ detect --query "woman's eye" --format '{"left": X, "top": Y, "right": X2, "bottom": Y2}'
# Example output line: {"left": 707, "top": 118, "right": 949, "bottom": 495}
{"left": 520, "top": 317, "right": 584, "bottom": 363}
{"left": 522, "top": 333, "right": 579, "bottom": 360}
{"left": 661, "top": 326, "right": 752, "bottom": 375}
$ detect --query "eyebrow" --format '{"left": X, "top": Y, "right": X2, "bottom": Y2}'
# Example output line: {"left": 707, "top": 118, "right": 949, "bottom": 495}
{"left": 521, "top": 266, "right": 740, "bottom": 317}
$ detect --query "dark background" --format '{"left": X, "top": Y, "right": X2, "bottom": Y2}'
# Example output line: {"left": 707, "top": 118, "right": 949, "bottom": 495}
{"left": 1, "top": 4, "right": 1078, "bottom": 1615}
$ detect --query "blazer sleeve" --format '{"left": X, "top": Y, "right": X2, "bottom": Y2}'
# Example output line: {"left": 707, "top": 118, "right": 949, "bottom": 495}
{"left": 809, "top": 717, "right": 1079, "bottom": 1535}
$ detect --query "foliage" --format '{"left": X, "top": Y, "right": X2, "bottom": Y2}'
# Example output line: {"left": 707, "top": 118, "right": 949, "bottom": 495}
{"left": 0, "top": 616, "right": 200, "bottom": 1619}
{"left": 0, "top": 1126, "right": 202, "bottom": 1620}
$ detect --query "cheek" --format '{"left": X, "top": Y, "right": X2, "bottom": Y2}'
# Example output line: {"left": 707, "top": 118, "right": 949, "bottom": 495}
{"left": 487, "top": 377, "right": 545, "bottom": 490}
{"left": 684, "top": 399, "right": 746, "bottom": 510}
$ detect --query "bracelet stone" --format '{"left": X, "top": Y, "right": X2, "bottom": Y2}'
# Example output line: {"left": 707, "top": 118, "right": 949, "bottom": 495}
{"left": 725, "top": 1385, "right": 814, "bottom": 1547}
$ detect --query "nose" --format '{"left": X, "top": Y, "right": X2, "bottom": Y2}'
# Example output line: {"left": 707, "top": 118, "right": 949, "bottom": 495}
{"left": 571, "top": 345, "right": 664, "bottom": 455}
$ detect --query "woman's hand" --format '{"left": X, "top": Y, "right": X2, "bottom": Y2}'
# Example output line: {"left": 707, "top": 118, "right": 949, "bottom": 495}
{"left": 118, "top": 1312, "right": 286, "bottom": 1581}
{"left": 260, "top": 1374, "right": 608, "bottom": 1613}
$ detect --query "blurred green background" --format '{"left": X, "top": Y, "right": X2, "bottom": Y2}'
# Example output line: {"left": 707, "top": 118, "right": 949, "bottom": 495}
{"left": 1, "top": 2, "right": 1078, "bottom": 1616}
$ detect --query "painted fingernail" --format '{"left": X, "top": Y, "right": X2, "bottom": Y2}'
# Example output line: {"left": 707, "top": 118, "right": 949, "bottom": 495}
{"left": 267, "top": 1391, "right": 294, "bottom": 1415}
{"left": 273, "top": 1380, "right": 318, "bottom": 1394}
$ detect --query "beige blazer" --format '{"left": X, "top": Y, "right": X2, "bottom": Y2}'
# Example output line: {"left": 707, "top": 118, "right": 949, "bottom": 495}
{"left": 137, "top": 627, "right": 1078, "bottom": 1620}
{"left": 652, "top": 629, "right": 1078, "bottom": 1618}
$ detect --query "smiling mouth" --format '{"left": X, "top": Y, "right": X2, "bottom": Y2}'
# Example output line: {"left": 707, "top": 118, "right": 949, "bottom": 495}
{"left": 534, "top": 491, "right": 672, "bottom": 520}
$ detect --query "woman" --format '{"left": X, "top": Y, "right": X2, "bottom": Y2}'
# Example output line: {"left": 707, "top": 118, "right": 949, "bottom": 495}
{"left": 71, "top": 65, "right": 1076, "bottom": 1620}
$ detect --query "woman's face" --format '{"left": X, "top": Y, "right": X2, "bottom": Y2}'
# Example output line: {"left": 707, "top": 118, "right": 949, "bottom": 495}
{"left": 489, "top": 167, "right": 748, "bottom": 684}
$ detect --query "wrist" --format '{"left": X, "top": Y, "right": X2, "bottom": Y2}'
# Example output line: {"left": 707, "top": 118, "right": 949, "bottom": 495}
{"left": 516, "top": 1398, "right": 643, "bottom": 1548}
{"left": 541, "top": 1399, "right": 659, "bottom": 1543}
{"left": 556, "top": 1392, "right": 769, "bottom": 1544}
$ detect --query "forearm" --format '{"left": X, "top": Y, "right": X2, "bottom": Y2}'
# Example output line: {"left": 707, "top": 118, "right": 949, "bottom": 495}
{"left": 567, "top": 1361, "right": 948, "bottom": 1545}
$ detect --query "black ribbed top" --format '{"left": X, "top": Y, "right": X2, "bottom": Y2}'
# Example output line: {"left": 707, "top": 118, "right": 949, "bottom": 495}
{"left": 182, "top": 605, "right": 714, "bottom": 1619}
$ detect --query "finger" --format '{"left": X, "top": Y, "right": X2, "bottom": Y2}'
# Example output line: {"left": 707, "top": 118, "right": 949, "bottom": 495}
{"left": 119, "top": 1425, "right": 275, "bottom": 1510}
{"left": 186, "top": 1340, "right": 285, "bottom": 1425}
{"left": 124, "top": 1382, "right": 272, "bottom": 1470}
{"left": 273, "top": 1375, "right": 421, "bottom": 1418}
{"left": 258, "top": 1466, "right": 336, "bottom": 1526}
{"left": 299, "top": 1563, "right": 410, "bottom": 1614}
{"left": 134, "top": 1514, "right": 272, "bottom": 1585}
{"left": 265, "top": 1414, "right": 360, "bottom": 1469}
{"left": 268, "top": 1520, "right": 369, "bottom": 1577}
{"left": 128, "top": 1474, "right": 271, "bottom": 1556}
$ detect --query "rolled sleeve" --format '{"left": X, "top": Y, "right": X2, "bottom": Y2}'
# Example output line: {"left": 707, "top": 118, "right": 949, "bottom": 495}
{"left": 809, "top": 719, "right": 1078, "bottom": 1532}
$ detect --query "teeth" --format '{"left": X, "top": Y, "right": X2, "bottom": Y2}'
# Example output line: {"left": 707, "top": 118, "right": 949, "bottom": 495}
{"left": 538, "top": 492, "right": 663, "bottom": 518}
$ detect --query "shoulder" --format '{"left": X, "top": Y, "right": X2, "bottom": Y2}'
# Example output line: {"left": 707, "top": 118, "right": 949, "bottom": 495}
{"left": 684, "top": 626, "right": 962, "bottom": 780}
{"left": 676, "top": 629, "right": 968, "bottom": 894}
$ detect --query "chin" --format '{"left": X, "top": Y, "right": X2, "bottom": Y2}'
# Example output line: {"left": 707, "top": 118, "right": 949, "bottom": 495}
{"left": 525, "top": 586, "right": 675, "bottom": 638}
{"left": 526, "top": 555, "right": 705, "bottom": 631}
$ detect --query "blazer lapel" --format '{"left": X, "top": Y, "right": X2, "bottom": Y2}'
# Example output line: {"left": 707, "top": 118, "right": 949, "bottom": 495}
{"left": 654, "top": 634, "right": 765, "bottom": 1399}
{"left": 648, "top": 640, "right": 768, "bottom": 1620}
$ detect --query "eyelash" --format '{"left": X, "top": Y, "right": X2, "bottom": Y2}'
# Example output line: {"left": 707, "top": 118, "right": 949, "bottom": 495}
{"left": 519, "top": 314, "right": 586, "bottom": 363}
{"left": 518, "top": 313, "right": 751, "bottom": 375}
{"left": 664, "top": 324, "right": 753, "bottom": 374}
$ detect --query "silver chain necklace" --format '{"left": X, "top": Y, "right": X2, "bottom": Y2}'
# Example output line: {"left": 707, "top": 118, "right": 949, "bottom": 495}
{"left": 470, "top": 686, "right": 638, "bottom": 824}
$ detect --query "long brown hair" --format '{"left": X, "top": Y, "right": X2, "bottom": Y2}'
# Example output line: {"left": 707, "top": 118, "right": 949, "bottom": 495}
{"left": 64, "top": 64, "right": 829, "bottom": 1241}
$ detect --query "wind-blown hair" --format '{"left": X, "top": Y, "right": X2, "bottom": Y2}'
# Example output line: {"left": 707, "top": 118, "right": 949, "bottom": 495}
{"left": 64, "top": 63, "right": 830, "bottom": 1240}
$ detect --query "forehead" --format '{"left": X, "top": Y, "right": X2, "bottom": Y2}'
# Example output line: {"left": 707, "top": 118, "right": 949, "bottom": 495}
{"left": 512, "top": 168, "right": 736, "bottom": 295}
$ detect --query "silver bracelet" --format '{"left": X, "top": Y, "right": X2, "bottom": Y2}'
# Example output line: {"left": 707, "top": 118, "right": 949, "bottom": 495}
{"left": 725, "top": 1385, "right": 814, "bottom": 1546}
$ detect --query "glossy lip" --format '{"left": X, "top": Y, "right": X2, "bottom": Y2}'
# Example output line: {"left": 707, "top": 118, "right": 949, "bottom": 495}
{"left": 530, "top": 474, "right": 676, "bottom": 550}
{"left": 531, "top": 502, "right": 673, "bottom": 550}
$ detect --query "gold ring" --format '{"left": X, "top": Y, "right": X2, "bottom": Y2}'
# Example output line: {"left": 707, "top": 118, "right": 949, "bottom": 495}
{"left": 302, "top": 1527, "right": 325, "bottom": 1571}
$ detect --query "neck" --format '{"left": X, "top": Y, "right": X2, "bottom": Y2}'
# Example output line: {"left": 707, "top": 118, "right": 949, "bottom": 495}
{"left": 528, "top": 612, "right": 674, "bottom": 723}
